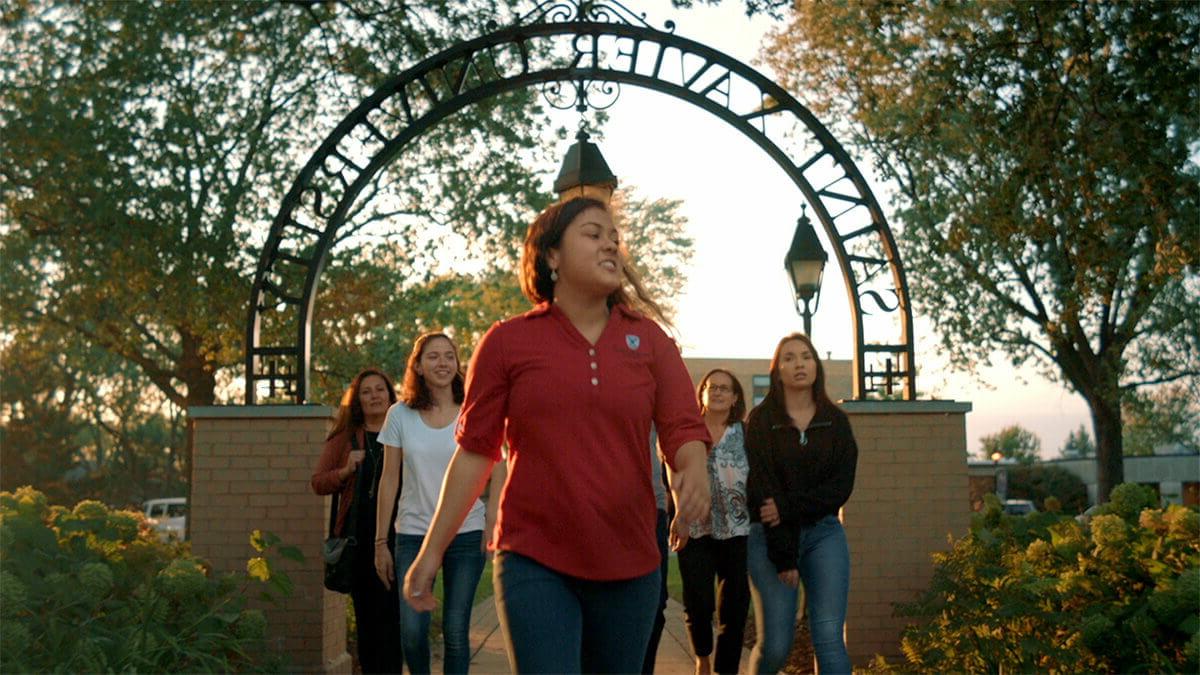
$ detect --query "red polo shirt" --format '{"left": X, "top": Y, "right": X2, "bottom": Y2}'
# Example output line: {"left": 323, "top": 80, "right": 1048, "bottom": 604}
{"left": 457, "top": 302, "right": 710, "bottom": 580}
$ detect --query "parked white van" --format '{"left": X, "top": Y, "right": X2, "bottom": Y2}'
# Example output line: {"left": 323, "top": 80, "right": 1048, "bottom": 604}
{"left": 143, "top": 497, "right": 187, "bottom": 540}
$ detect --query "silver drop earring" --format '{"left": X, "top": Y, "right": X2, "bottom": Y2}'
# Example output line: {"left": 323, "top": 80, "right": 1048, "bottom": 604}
{"left": 550, "top": 269, "right": 558, "bottom": 282}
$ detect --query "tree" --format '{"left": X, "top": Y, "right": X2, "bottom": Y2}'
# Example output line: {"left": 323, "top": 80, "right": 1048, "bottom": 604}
{"left": 979, "top": 424, "right": 1041, "bottom": 464}
{"left": 1121, "top": 384, "right": 1200, "bottom": 456}
{"left": 1, "top": 1, "right": 697, "bottom": 505}
{"left": 763, "top": 1, "right": 1200, "bottom": 501}
{"left": 307, "top": 187, "right": 694, "bottom": 403}
{"left": 1006, "top": 464, "right": 1089, "bottom": 514}
{"left": 0, "top": 0, "right": 555, "bottom": 499}
{"left": 1059, "top": 424, "right": 1096, "bottom": 459}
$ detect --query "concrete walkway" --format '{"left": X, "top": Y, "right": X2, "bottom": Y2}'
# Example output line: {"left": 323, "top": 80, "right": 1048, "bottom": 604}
{"left": 434, "top": 596, "right": 752, "bottom": 674}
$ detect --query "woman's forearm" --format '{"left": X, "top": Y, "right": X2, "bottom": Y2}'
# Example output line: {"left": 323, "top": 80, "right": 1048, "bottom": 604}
{"left": 484, "top": 460, "right": 507, "bottom": 544}
{"left": 672, "top": 440, "right": 707, "bottom": 474}
{"left": 667, "top": 440, "right": 711, "bottom": 526}
{"left": 374, "top": 445, "right": 402, "bottom": 544}
{"left": 418, "top": 448, "right": 496, "bottom": 559}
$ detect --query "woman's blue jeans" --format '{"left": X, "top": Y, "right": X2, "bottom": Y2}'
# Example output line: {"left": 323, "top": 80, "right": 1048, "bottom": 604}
{"left": 395, "top": 530, "right": 485, "bottom": 674}
{"left": 746, "top": 517, "right": 851, "bottom": 674}
{"left": 493, "top": 551, "right": 660, "bottom": 674}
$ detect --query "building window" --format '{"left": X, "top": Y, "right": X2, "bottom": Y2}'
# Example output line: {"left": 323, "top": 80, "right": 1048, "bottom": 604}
{"left": 752, "top": 375, "right": 770, "bottom": 406}
{"left": 1184, "top": 482, "right": 1199, "bottom": 507}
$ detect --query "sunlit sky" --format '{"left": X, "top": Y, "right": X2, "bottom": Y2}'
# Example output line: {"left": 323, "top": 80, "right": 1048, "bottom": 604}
{"left": 535, "top": 0, "right": 1091, "bottom": 457}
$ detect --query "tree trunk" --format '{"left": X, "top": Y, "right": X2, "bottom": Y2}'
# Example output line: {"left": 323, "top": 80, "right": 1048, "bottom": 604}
{"left": 178, "top": 336, "right": 218, "bottom": 493}
{"left": 1087, "top": 393, "right": 1124, "bottom": 503}
{"left": 1057, "top": 345, "right": 1125, "bottom": 505}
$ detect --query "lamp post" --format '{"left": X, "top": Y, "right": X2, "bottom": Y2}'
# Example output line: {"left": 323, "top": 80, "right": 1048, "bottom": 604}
{"left": 554, "top": 129, "right": 618, "bottom": 203}
{"left": 991, "top": 451, "right": 1008, "bottom": 500}
{"left": 784, "top": 206, "right": 828, "bottom": 336}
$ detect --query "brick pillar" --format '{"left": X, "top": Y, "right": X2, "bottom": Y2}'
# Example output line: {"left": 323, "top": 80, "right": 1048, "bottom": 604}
{"left": 189, "top": 405, "right": 350, "bottom": 674}
{"left": 840, "top": 400, "right": 972, "bottom": 666}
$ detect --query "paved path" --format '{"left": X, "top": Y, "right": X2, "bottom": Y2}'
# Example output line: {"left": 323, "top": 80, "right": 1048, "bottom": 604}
{"left": 432, "top": 596, "right": 752, "bottom": 674}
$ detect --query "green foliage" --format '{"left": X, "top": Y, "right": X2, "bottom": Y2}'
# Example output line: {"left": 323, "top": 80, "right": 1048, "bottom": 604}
{"left": 1060, "top": 424, "right": 1096, "bottom": 459}
{"left": 0, "top": 486, "right": 299, "bottom": 672}
{"left": 308, "top": 186, "right": 695, "bottom": 403}
{"left": 765, "top": 0, "right": 1200, "bottom": 500}
{"left": 1122, "top": 384, "right": 1200, "bottom": 456}
{"left": 1, "top": 0, "right": 697, "bottom": 502}
{"left": 978, "top": 424, "right": 1041, "bottom": 464}
{"left": 1006, "top": 464, "right": 1089, "bottom": 515}
{"left": 896, "top": 486, "right": 1199, "bottom": 673}
{"left": 1094, "top": 483, "right": 1161, "bottom": 522}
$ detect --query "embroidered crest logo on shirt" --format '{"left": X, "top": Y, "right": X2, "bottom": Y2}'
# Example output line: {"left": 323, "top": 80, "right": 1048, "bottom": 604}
{"left": 625, "top": 334, "right": 641, "bottom": 351}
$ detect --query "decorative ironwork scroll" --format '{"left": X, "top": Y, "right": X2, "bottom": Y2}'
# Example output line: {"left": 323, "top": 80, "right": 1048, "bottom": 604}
{"left": 246, "top": 7, "right": 916, "bottom": 403}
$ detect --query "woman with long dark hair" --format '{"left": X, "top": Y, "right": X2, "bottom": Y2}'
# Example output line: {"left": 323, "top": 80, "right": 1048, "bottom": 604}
{"left": 676, "top": 368, "right": 751, "bottom": 675}
{"left": 399, "top": 196, "right": 711, "bottom": 673}
{"left": 745, "top": 333, "right": 858, "bottom": 674}
{"left": 311, "top": 368, "right": 401, "bottom": 674}
{"left": 373, "top": 332, "right": 499, "bottom": 675}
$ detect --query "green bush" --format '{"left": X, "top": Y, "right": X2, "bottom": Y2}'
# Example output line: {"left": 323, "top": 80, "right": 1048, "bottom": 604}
{"left": 896, "top": 486, "right": 1199, "bottom": 673}
{"left": 0, "top": 486, "right": 302, "bottom": 672}
{"left": 1006, "top": 463, "right": 1089, "bottom": 514}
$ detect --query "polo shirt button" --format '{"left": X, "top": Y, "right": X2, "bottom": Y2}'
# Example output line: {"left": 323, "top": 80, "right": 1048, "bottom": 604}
{"left": 591, "top": 377, "right": 599, "bottom": 386}
{"left": 590, "top": 362, "right": 597, "bottom": 370}
{"left": 588, "top": 348, "right": 596, "bottom": 356}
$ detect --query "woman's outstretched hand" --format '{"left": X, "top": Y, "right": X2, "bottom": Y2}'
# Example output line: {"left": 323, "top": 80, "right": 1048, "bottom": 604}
{"left": 374, "top": 541, "right": 395, "bottom": 589}
{"left": 777, "top": 569, "right": 799, "bottom": 588}
{"left": 760, "top": 497, "right": 781, "bottom": 527}
{"left": 669, "top": 442, "right": 712, "bottom": 527}
{"left": 403, "top": 551, "right": 441, "bottom": 613}
{"left": 669, "top": 513, "right": 690, "bottom": 552}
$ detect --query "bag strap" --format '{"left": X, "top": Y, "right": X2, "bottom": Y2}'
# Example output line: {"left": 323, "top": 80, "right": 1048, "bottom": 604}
{"left": 327, "top": 432, "right": 362, "bottom": 538}
{"left": 327, "top": 487, "right": 339, "bottom": 537}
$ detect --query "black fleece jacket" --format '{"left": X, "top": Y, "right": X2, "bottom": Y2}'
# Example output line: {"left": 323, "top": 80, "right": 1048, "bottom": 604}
{"left": 744, "top": 397, "right": 859, "bottom": 573}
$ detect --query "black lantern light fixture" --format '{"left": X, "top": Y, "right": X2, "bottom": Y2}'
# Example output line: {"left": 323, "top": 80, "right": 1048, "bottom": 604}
{"left": 784, "top": 205, "right": 828, "bottom": 336}
{"left": 554, "top": 129, "right": 618, "bottom": 203}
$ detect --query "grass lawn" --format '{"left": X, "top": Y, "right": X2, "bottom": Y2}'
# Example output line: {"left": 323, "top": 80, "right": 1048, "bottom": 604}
{"left": 666, "top": 552, "right": 684, "bottom": 604}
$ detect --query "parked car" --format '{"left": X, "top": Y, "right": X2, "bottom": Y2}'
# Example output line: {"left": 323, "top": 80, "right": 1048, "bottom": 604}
{"left": 1075, "top": 503, "right": 1103, "bottom": 524}
{"left": 1002, "top": 499, "right": 1038, "bottom": 516}
{"left": 143, "top": 497, "right": 187, "bottom": 540}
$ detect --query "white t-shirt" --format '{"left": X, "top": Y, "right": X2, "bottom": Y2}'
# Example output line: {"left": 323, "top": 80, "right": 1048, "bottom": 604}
{"left": 378, "top": 402, "right": 486, "bottom": 536}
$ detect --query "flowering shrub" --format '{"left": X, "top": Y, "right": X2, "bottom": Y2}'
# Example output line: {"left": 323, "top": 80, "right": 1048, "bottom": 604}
{"left": 0, "top": 487, "right": 302, "bottom": 672}
{"left": 895, "top": 484, "right": 1199, "bottom": 673}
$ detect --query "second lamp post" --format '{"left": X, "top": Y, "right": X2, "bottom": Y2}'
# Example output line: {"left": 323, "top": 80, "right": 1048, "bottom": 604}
{"left": 785, "top": 206, "right": 828, "bottom": 336}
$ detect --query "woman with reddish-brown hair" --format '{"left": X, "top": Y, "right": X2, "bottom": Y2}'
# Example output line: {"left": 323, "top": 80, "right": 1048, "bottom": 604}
{"left": 372, "top": 332, "right": 500, "bottom": 675}
{"left": 311, "top": 368, "right": 401, "bottom": 674}
{"left": 400, "top": 196, "right": 712, "bottom": 673}
{"left": 745, "top": 333, "right": 859, "bottom": 674}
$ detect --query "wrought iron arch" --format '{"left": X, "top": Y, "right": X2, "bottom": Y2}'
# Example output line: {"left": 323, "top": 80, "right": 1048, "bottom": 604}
{"left": 245, "top": 1, "right": 916, "bottom": 403}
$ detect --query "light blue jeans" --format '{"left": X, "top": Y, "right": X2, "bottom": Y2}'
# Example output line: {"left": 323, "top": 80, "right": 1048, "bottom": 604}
{"left": 746, "top": 517, "right": 851, "bottom": 674}
{"left": 395, "top": 530, "right": 485, "bottom": 674}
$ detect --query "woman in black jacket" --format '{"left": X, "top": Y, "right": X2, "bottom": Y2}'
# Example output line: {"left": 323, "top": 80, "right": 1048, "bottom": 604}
{"left": 745, "top": 333, "right": 858, "bottom": 674}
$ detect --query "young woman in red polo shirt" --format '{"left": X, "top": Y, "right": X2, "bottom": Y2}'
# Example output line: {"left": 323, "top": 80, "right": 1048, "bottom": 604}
{"left": 401, "top": 196, "right": 712, "bottom": 673}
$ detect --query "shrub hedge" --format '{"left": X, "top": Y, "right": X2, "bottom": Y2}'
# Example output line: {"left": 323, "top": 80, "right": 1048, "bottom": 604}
{"left": 894, "top": 484, "right": 1199, "bottom": 673}
{"left": 0, "top": 486, "right": 301, "bottom": 672}
{"left": 1006, "top": 463, "right": 1090, "bottom": 514}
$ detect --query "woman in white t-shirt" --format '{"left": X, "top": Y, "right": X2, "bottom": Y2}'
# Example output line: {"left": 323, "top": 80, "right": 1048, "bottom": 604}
{"left": 373, "top": 332, "right": 500, "bottom": 674}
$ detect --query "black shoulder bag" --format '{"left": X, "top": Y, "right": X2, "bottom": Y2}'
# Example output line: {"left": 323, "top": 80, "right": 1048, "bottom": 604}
{"left": 322, "top": 434, "right": 360, "bottom": 593}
